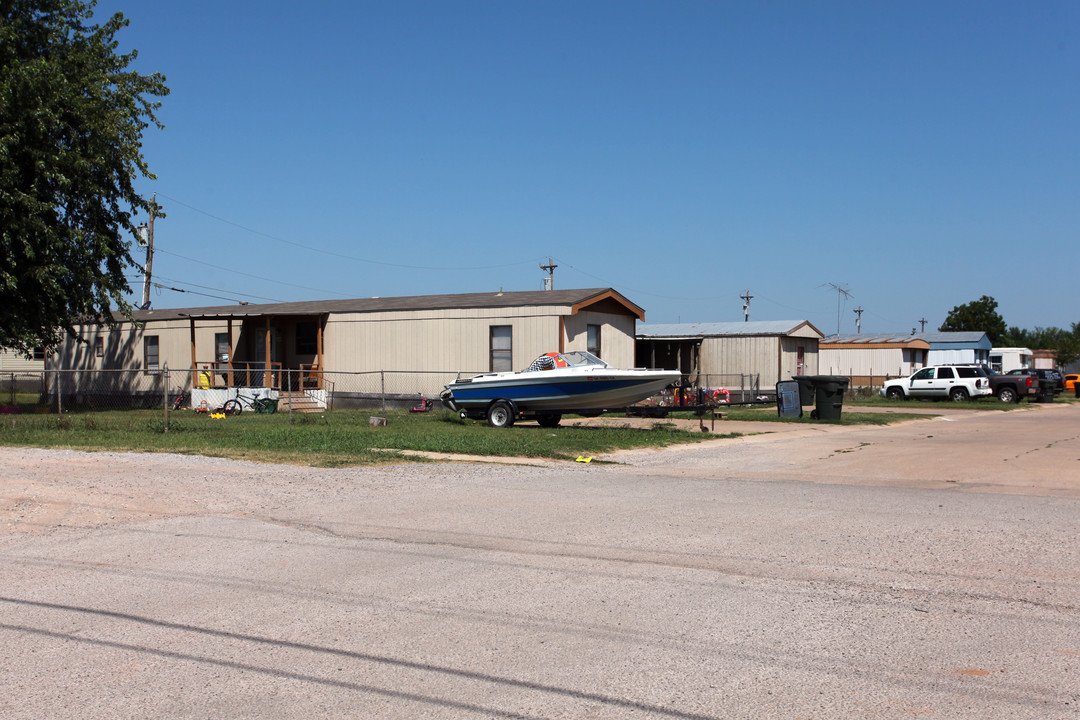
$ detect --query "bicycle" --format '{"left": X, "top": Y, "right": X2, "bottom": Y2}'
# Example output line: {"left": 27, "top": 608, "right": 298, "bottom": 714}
{"left": 221, "top": 392, "right": 277, "bottom": 415}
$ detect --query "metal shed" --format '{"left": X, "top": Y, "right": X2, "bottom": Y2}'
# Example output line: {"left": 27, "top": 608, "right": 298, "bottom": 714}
{"left": 636, "top": 320, "right": 823, "bottom": 390}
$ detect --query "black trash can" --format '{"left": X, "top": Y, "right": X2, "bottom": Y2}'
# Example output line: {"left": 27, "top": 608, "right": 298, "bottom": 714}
{"left": 811, "top": 375, "right": 849, "bottom": 420}
{"left": 1036, "top": 379, "right": 1055, "bottom": 403}
{"left": 794, "top": 377, "right": 816, "bottom": 409}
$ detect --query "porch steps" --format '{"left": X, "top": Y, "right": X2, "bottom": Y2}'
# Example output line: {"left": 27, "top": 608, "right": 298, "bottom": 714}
{"left": 277, "top": 390, "right": 325, "bottom": 414}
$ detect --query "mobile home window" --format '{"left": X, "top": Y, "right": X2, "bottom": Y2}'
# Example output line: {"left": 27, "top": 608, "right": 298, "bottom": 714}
{"left": 143, "top": 336, "right": 159, "bottom": 371}
{"left": 215, "top": 333, "right": 231, "bottom": 362}
{"left": 32, "top": 346, "right": 45, "bottom": 361}
{"left": 490, "top": 326, "right": 512, "bottom": 372}
{"left": 587, "top": 324, "right": 601, "bottom": 358}
{"left": 295, "top": 322, "right": 318, "bottom": 355}
{"left": 94, "top": 337, "right": 103, "bottom": 357}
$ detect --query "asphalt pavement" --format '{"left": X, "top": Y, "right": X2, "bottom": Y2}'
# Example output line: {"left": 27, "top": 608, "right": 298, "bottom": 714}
{"left": 1, "top": 404, "right": 1077, "bottom": 718}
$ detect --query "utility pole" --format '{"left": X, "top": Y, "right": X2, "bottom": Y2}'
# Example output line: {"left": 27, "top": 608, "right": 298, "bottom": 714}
{"left": 139, "top": 193, "right": 157, "bottom": 310}
{"left": 919, "top": 317, "right": 927, "bottom": 333}
{"left": 540, "top": 256, "right": 557, "bottom": 291}
{"left": 853, "top": 306, "right": 863, "bottom": 334}
{"left": 740, "top": 290, "right": 753, "bottom": 322}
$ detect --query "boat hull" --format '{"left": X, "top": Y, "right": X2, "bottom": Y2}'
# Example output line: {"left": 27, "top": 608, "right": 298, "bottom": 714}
{"left": 442, "top": 370, "right": 679, "bottom": 412}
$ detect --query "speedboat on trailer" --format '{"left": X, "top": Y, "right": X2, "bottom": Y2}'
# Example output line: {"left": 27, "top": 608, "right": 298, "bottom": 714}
{"left": 441, "top": 351, "right": 681, "bottom": 427}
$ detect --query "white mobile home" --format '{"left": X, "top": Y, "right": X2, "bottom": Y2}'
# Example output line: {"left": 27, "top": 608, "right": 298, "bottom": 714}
{"left": 988, "top": 347, "right": 1033, "bottom": 373}
{"left": 819, "top": 335, "right": 931, "bottom": 385}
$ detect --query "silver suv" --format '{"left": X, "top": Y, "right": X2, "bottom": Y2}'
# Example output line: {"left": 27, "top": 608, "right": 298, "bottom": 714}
{"left": 881, "top": 365, "right": 992, "bottom": 402}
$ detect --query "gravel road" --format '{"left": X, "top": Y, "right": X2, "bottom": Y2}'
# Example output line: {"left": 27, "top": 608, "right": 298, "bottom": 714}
{"left": 1, "top": 404, "right": 1077, "bottom": 718}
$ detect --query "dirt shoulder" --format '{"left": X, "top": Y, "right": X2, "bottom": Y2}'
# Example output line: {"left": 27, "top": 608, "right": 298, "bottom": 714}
{"left": 2, "top": 404, "right": 1077, "bottom": 539}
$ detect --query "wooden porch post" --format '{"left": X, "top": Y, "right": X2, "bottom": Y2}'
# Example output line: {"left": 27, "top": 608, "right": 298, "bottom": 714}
{"left": 226, "top": 318, "right": 234, "bottom": 388}
{"left": 189, "top": 318, "right": 197, "bottom": 388}
{"left": 558, "top": 316, "right": 565, "bottom": 353}
{"left": 264, "top": 317, "right": 272, "bottom": 388}
{"left": 317, "top": 319, "right": 324, "bottom": 389}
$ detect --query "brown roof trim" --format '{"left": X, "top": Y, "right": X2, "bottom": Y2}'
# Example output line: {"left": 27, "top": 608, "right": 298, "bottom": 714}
{"left": 570, "top": 289, "right": 645, "bottom": 321}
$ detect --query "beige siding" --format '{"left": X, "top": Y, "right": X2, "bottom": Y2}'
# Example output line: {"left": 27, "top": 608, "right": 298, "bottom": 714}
{"left": 698, "top": 336, "right": 781, "bottom": 383}
{"left": 696, "top": 336, "right": 819, "bottom": 387}
{"left": 52, "top": 320, "right": 234, "bottom": 375}
{"left": 0, "top": 349, "right": 45, "bottom": 373}
{"left": 819, "top": 347, "right": 910, "bottom": 378}
{"left": 324, "top": 306, "right": 568, "bottom": 373}
{"left": 563, "top": 311, "right": 635, "bottom": 367}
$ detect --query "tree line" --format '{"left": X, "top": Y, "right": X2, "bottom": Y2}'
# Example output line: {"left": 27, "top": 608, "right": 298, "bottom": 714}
{"left": 940, "top": 296, "right": 1079, "bottom": 367}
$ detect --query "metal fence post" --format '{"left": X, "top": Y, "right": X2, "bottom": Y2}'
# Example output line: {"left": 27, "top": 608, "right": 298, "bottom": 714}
{"left": 56, "top": 370, "right": 62, "bottom": 414}
{"left": 163, "top": 366, "right": 170, "bottom": 433}
{"left": 287, "top": 369, "right": 293, "bottom": 423}
{"left": 381, "top": 370, "right": 386, "bottom": 411}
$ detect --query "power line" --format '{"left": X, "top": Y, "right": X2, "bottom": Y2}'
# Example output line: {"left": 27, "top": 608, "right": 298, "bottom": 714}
{"left": 149, "top": 282, "right": 251, "bottom": 305}
{"left": 152, "top": 275, "right": 284, "bottom": 303}
{"left": 154, "top": 248, "right": 354, "bottom": 298}
{"left": 156, "top": 192, "right": 540, "bottom": 272}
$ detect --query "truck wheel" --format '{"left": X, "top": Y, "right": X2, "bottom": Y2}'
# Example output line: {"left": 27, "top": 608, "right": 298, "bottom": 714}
{"left": 997, "top": 386, "right": 1018, "bottom": 403}
{"left": 487, "top": 401, "right": 516, "bottom": 428}
{"left": 949, "top": 387, "right": 970, "bottom": 402}
{"left": 885, "top": 387, "right": 905, "bottom": 401}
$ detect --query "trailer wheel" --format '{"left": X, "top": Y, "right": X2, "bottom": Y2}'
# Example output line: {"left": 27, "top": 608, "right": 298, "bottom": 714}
{"left": 537, "top": 413, "right": 562, "bottom": 428}
{"left": 487, "top": 401, "right": 516, "bottom": 428}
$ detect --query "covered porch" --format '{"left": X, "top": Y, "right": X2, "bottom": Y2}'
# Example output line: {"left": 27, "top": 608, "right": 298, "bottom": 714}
{"left": 180, "top": 311, "right": 327, "bottom": 392}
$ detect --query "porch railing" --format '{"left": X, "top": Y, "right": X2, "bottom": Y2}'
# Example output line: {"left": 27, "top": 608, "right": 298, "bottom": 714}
{"left": 192, "top": 361, "right": 283, "bottom": 390}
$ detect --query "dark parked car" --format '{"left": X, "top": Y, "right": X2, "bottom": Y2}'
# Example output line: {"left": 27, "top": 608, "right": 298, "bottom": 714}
{"left": 1006, "top": 368, "right": 1065, "bottom": 391}
{"left": 977, "top": 365, "right": 1039, "bottom": 403}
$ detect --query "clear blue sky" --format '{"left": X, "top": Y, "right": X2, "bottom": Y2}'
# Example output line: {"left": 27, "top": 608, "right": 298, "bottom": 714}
{"left": 100, "top": 0, "right": 1077, "bottom": 335}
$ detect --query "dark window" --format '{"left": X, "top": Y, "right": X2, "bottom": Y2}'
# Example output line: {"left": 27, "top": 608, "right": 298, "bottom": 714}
{"left": 587, "top": 324, "right": 601, "bottom": 358}
{"left": 32, "top": 346, "right": 45, "bottom": 361}
{"left": 295, "top": 322, "right": 318, "bottom": 355}
{"left": 956, "top": 367, "right": 980, "bottom": 378}
{"left": 938, "top": 367, "right": 955, "bottom": 379}
{"left": 490, "top": 326, "right": 512, "bottom": 372}
{"left": 144, "top": 336, "right": 159, "bottom": 371}
{"left": 94, "top": 338, "right": 103, "bottom": 358}
{"left": 913, "top": 368, "right": 935, "bottom": 380}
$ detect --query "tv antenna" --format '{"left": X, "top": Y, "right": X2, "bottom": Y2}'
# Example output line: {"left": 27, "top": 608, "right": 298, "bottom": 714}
{"left": 821, "top": 282, "right": 852, "bottom": 335}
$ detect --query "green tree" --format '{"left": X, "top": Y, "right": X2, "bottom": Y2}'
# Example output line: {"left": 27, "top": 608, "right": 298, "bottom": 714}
{"left": 939, "top": 295, "right": 1007, "bottom": 345}
{"left": 0, "top": 0, "right": 168, "bottom": 354}
{"left": 1002, "top": 324, "right": 1080, "bottom": 367}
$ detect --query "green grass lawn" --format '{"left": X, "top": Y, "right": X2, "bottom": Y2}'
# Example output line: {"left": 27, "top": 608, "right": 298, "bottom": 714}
{"left": 2, "top": 392, "right": 1037, "bottom": 466}
{"left": 0, "top": 408, "right": 738, "bottom": 467}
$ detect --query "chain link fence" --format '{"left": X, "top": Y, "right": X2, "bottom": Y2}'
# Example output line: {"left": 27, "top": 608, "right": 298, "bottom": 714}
{"left": 2, "top": 367, "right": 755, "bottom": 420}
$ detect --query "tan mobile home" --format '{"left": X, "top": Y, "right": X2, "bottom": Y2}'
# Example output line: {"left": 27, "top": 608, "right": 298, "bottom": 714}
{"left": 50, "top": 288, "right": 646, "bottom": 404}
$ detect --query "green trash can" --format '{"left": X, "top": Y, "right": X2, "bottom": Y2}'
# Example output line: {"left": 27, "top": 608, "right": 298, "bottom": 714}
{"left": 811, "top": 375, "right": 849, "bottom": 420}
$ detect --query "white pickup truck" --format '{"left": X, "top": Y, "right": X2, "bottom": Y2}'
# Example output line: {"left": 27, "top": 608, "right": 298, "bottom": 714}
{"left": 880, "top": 365, "right": 992, "bottom": 402}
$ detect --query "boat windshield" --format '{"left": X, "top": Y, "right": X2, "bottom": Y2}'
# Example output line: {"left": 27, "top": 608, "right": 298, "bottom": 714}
{"left": 522, "top": 351, "right": 606, "bottom": 372}
{"left": 558, "top": 351, "right": 606, "bottom": 367}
